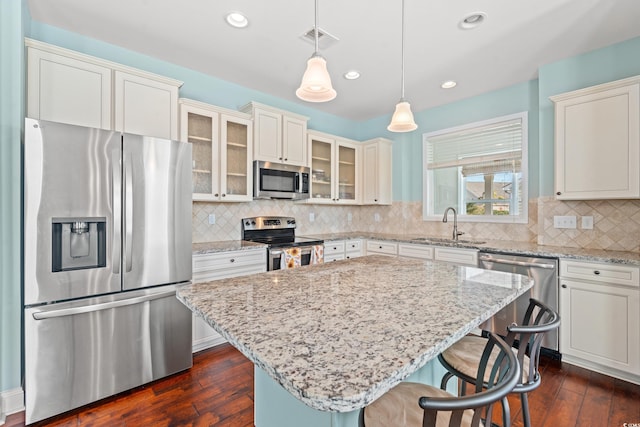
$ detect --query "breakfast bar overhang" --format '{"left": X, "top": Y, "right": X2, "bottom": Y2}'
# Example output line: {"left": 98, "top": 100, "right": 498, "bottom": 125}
{"left": 177, "top": 255, "right": 534, "bottom": 427}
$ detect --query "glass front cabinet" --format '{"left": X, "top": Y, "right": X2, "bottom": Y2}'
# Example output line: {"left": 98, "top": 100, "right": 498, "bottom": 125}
{"left": 308, "top": 131, "right": 359, "bottom": 204}
{"left": 179, "top": 99, "right": 253, "bottom": 202}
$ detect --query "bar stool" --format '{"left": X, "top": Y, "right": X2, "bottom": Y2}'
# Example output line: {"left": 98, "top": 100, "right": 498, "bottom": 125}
{"left": 438, "top": 298, "right": 560, "bottom": 427}
{"left": 359, "top": 332, "right": 520, "bottom": 427}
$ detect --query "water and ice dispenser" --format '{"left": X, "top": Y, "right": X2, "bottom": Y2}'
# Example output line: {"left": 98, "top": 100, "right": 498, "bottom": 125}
{"left": 52, "top": 217, "right": 106, "bottom": 272}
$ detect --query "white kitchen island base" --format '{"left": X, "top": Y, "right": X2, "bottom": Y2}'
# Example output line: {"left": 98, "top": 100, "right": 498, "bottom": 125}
{"left": 254, "top": 357, "right": 455, "bottom": 427}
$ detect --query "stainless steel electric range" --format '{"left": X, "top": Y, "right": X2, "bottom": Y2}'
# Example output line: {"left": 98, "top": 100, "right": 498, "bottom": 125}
{"left": 242, "top": 216, "right": 324, "bottom": 271}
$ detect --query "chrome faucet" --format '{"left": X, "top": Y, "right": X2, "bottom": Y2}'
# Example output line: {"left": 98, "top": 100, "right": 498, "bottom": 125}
{"left": 442, "top": 207, "right": 464, "bottom": 241}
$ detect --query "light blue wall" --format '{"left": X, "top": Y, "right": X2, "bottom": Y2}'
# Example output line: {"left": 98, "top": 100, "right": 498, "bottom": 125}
{"left": 359, "top": 80, "right": 540, "bottom": 201}
{"left": 29, "top": 22, "right": 360, "bottom": 140}
{"left": 0, "top": 0, "right": 28, "bottom": 395}
{"left": 538, "top": 36, "right": 640, "bottom": 196}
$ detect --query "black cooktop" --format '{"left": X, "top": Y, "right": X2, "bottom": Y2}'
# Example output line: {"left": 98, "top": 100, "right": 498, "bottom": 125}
{"left": 241, "top": 216, "right": 323, "bottom": 248}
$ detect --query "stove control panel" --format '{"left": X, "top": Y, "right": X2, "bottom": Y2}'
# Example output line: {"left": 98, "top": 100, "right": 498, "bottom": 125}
{"left": 242, "top": 216, "right": 296, "bottom": 230}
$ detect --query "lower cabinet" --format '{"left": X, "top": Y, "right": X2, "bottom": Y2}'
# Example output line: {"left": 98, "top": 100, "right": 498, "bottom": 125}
{"left": 191, "top": 247, "right": 266, "bottom": 352}
{"left": 559, "top": 259, "right": 640, "bottom": 382}
{"left": 366, "top": 240, "right": 398, "bottom": 256}
{"left": 434, "top": 247, "right": 478, "bottom": 266}
{"left": 398, "top": 243, "right": 434, "bottom": 260}
{"left": 323, "top": 239, "right": 363, "bottom": 262}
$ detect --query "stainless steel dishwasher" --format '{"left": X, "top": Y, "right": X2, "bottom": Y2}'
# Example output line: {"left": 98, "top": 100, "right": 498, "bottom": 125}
{"left": 477, "top": 252, "right": 559, "bottom": 353}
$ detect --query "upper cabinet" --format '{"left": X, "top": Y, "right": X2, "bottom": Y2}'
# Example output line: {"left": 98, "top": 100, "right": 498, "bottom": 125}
{"left": 361, "top": 138, "right": 393, "bottom": 205}
{"left": 551, "top": 75, "right": 640, "bottom": 200}
{"left": 26, "top": 39, "right": 182, "bottom": 140}
{"left": 240, "top": 102, "right": 309, "bottom": 167}
{"left": 308, "top": 130, "right": 359, "bottom": 204}
{"left": 179, "top": 99, "right": 253, "bottom": 202}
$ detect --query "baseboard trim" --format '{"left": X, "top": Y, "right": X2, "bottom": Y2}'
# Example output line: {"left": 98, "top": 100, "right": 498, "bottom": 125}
{"left": 562, "top": 355, "right": 640, "bottom": 385}
{"left": 0, "top": 388, "right": 24, "bottom": 425}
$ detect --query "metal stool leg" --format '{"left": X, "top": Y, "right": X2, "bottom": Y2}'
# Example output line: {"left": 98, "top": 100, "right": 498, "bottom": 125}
{"left": 521, "top": 392, "right": 531, "bottom": 427}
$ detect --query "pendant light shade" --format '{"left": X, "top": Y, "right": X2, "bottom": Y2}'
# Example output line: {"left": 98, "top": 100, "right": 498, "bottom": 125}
{"left": 388, "top": 0, "right": 417, "bottom": 132}
{"left": 296, "top": 0, "right": 336, "bottom": 103}
{"left": 388, "top": 100, "right": 417, "bottom": 132}
{"left": 296, "top": 54, "right": 336, "bottom": 102}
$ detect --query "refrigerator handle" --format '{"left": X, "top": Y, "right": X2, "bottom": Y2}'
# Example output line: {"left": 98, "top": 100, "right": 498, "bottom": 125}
{"left": 124, "top": 153, "right": 134, "bottom": 273}
{"left": 31, "top": 290, "right": 177, "bottom": 320}
{"left": 112, "top": 149, "right": 121, "bottom": 275}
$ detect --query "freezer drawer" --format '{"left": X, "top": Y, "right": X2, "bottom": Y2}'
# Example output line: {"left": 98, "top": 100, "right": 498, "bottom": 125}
{"left": 24, "top": 285, "right": 192, "bottom": 424}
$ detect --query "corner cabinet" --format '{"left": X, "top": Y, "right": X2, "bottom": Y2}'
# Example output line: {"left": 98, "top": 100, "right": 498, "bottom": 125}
{"left": 26, "top": 38, "right": 182, "bottom": 139}
{"left": 179, "top": 99, "right": 253, "bottom": 202}
{"left": 192, "top": 248, "right": 267, "bottom": 352}
{"left": 559, "top": 259, "right": 640, "bottom": 383}
{"left": 551, "top": 75, "right": 640, "bottom": 200}
{"left": 362, "top": 138, "right": 393, "bottom": 205}
{"left": 308, "top": 131, "right": 360, "bottom": 204}
{"left": 240, "top": 102, "right": 309, "bottom": 167}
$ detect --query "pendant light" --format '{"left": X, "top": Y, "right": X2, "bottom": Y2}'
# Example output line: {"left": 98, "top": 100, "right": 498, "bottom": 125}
{"left": 296, "top": 0, "right": 337, "bottom": 102}
{"left": 387, "top": 0, "right": 417, "bottom": 132}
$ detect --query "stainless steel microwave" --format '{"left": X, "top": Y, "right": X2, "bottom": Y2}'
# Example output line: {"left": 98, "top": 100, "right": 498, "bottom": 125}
{"left": 253, "top": 161, "right": 310, "bottom": 200}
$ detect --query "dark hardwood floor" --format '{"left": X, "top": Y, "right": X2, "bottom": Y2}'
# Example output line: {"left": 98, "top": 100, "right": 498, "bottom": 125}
{"left": 5, "top": 344, "right": 640, "bottom": 426}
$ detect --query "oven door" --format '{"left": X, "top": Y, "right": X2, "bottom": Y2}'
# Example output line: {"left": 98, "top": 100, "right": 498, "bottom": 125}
{"left": 268, "top": 246, "right": 314, "bottom": 271}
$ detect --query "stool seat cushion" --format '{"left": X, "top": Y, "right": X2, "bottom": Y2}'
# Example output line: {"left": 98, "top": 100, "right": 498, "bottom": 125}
{"left": 441, "top": 335, "right": 530, "bottom": 384}
{"left": 364, "top": 381, "right": 480, "bottom": 427}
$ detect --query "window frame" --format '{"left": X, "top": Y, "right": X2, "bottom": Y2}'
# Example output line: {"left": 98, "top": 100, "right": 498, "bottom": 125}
{"left": 422, "top": 112, "right": 529, "bottom": 224}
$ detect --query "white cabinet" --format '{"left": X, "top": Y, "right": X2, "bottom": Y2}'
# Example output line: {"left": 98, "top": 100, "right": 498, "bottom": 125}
{"left": 324, "top": 239, "right": 363, "bottom": 262}
{"left": 192, "top": 248, "right": 267, "bottom": 352}
{"left": 308, "top": 131, "right": 360, "bottom": 204}
{"left": 559, "top": 259, "right": 640, "bottom": 382}
{"left": 362, "top": 138, "right": 393, "bottom": 205}
{"left": 179, "top": 99, "right": 253, "bottom": 202}
{"left": 434, "top": 247, "right": 478, "bottom": 266}
{"left": 114, "top": 71, "right": 180, "bottom": 139}
{"left": 241, "top": 102, "right": 309, "bottom": 167}
{"left": 398, "top": 243, "right": 434, "bottom": 260}
{"left": 26, "top": 39, "right": 182, "bottom": 139}
{"left": 366, "top": 240, "right": 398, "bottom": 256}
{"left": 551, "top": 75, "right": 640, "bottom": 200}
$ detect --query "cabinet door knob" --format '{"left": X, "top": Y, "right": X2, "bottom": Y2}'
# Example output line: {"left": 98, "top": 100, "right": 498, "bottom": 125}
{"left": 284, "top": 158, "right": 288, "bottom": 161}
{"left": 214, "top": 193, "right": 219, "bottom": 197}
{"left": 379, "top": 246, "right": 383, "bottom": 249}
{"left": 222, "top": 194, "right": 226, "bottom": 197}
{"left": 594, "top": 270, "right": 601, "bottom": 275}
{"left": 561, "top": 284, "right": 567, "bottom": 288}
{"left": 230, "top": 258, "right": 235, "bottom": 263}
{"left": 374, "top": 199, "right": 378, "bottom": 202}
{"left": 556, "top": 191, "right": 562, "bottom": 195}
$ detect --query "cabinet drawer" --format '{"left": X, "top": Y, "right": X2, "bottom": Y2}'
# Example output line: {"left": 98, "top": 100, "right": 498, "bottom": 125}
{"left": 324, "top": 241, "right": 346, "bottom": 255}
{"left": 366, "top": 240, "right": 398, "bottom": 256}
{"left": 324, "top": 253, "right": 345, "bottom": 262}
{"left": 398, "top": 243, "right": 433, "bottom": 260}
{"left": 345, "top": 239, "right": 363, "bottom": 253}
{"left": 192, "top": 249, "right": 266, "bottom": 283}
{"left": 560, "top": 259, "right": 639, "bottom": 288}
{"left": 434, "top": 247, "right": 478, "bottom": 266}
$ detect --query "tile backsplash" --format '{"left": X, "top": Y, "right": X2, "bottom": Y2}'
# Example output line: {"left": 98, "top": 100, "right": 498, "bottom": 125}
{"left": 193, "top": 197, "right": 640, "bottom": 253}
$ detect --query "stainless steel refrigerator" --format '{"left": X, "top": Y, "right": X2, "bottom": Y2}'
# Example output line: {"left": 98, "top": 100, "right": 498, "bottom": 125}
{"left": 23, "top": 118, "right": 193, "bottom": 424}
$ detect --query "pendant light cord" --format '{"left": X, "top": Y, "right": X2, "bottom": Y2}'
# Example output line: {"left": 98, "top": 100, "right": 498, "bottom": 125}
{"left": 400, "top": 0, "right": 406, "bottom": 100}
{"left": 314, "top": 0, "right": 319, "bottom": 55}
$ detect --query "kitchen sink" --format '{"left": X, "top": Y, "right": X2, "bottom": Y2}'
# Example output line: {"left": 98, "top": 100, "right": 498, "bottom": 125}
{"left": 411, "top": 237, "right": 486, "bottom": 245}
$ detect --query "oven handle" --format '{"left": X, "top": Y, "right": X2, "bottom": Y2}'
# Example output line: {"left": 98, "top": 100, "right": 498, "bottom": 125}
{"left": 478, "top": 254, "right": 556, "bottom": 269}
{"left": 270, "top": 247, "right": 314, "bottom": 257}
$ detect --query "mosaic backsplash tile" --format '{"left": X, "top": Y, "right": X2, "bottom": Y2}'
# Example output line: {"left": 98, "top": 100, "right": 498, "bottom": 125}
{"left": 193, "top": 197, "right": 640, "bottom": 253}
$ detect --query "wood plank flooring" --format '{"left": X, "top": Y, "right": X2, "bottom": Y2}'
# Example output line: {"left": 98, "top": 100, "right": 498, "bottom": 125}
{"left": 5, "top": 344, "right": 640, "bottom": 426}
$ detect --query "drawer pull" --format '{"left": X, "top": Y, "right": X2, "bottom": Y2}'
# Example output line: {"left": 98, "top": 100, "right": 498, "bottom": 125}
{"left": 593, "top": 270, "right": 600, "bottom": 275}
{"left": 230, "top": 258, "right": 235, "bottom": 263}
{"left": 379, "top": 246, "right": 383, "bottom": 249}
{"left": 333, "top": 247, "right": 337, "bottom": 250}
{"left": 561, "top": 284, "right": 567, "bottom": 288}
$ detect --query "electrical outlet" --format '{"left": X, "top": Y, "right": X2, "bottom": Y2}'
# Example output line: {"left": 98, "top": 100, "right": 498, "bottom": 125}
{"left": 374, "top": 213, "right": 381, "bottom": 222}
{"left": 581, "top": 216, "right": 594, "bottom": 230}
{"left": 347, "top": 213, "right": 352, "bottom": 222}
{"left": 309, "top": 212, "right": 315, "bottom": 222}
{"left": 208, "top": 214, "right": 216, "bottom": 225}
{"left": 553, "top": 215, "right": 576, "bottom": 229}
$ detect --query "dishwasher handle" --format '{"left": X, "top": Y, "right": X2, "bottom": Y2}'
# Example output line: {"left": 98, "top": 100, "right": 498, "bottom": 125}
{"left": 478, "top": 254, "right": 556, "bottom": 270}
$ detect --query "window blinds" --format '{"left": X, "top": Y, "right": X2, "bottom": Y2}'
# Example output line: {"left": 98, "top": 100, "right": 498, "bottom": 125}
{"left": 426, "top": 118, "right": 522, "bottom": 170}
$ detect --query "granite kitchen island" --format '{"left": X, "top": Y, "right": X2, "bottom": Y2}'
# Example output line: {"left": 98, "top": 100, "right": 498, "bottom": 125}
{"left": 177, "top": 255, "right": 533, "bottom": 427}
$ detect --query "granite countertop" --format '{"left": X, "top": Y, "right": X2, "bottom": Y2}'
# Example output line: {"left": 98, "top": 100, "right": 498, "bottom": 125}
{"left": 192, "top": 240, "right": 267, "bottom": 255}
{"left": 305, "top": 232, "right": 640, "bottom": 266}
{"left": 177, "top": 256, "right": 533, "bottom": 412}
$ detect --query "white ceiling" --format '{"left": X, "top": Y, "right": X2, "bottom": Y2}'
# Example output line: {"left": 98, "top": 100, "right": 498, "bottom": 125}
{"left": 28, "top": 0, "right": 640, "bottom": 121}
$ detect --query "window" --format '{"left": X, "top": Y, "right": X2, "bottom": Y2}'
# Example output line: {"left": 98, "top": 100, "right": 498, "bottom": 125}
{"left": 422, "top": 112, "right": 528, "bottom": 223}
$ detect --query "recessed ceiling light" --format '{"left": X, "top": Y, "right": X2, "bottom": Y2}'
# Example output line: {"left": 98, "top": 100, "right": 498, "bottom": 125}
{"left": 441, "top": 80, "right": 457, "bottom": 89}
{"left": 459, "top": 12, "right": 486, "bottom": 30}
{"left": 344, "top": 70, "right": 360, "bottom": 80}
{"left": 226, "top": 12, "right": 248, "bottom": 28}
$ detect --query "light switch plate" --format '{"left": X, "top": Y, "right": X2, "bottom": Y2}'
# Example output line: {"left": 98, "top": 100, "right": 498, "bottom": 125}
{"left": 309, "top": 212, "right": 315, "bottom": 222}
{"left": 553, "top": 215, "right": 576, "bottom": 229}
{"left": 208, "top": 214, "right": 216, "bottom": 225}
